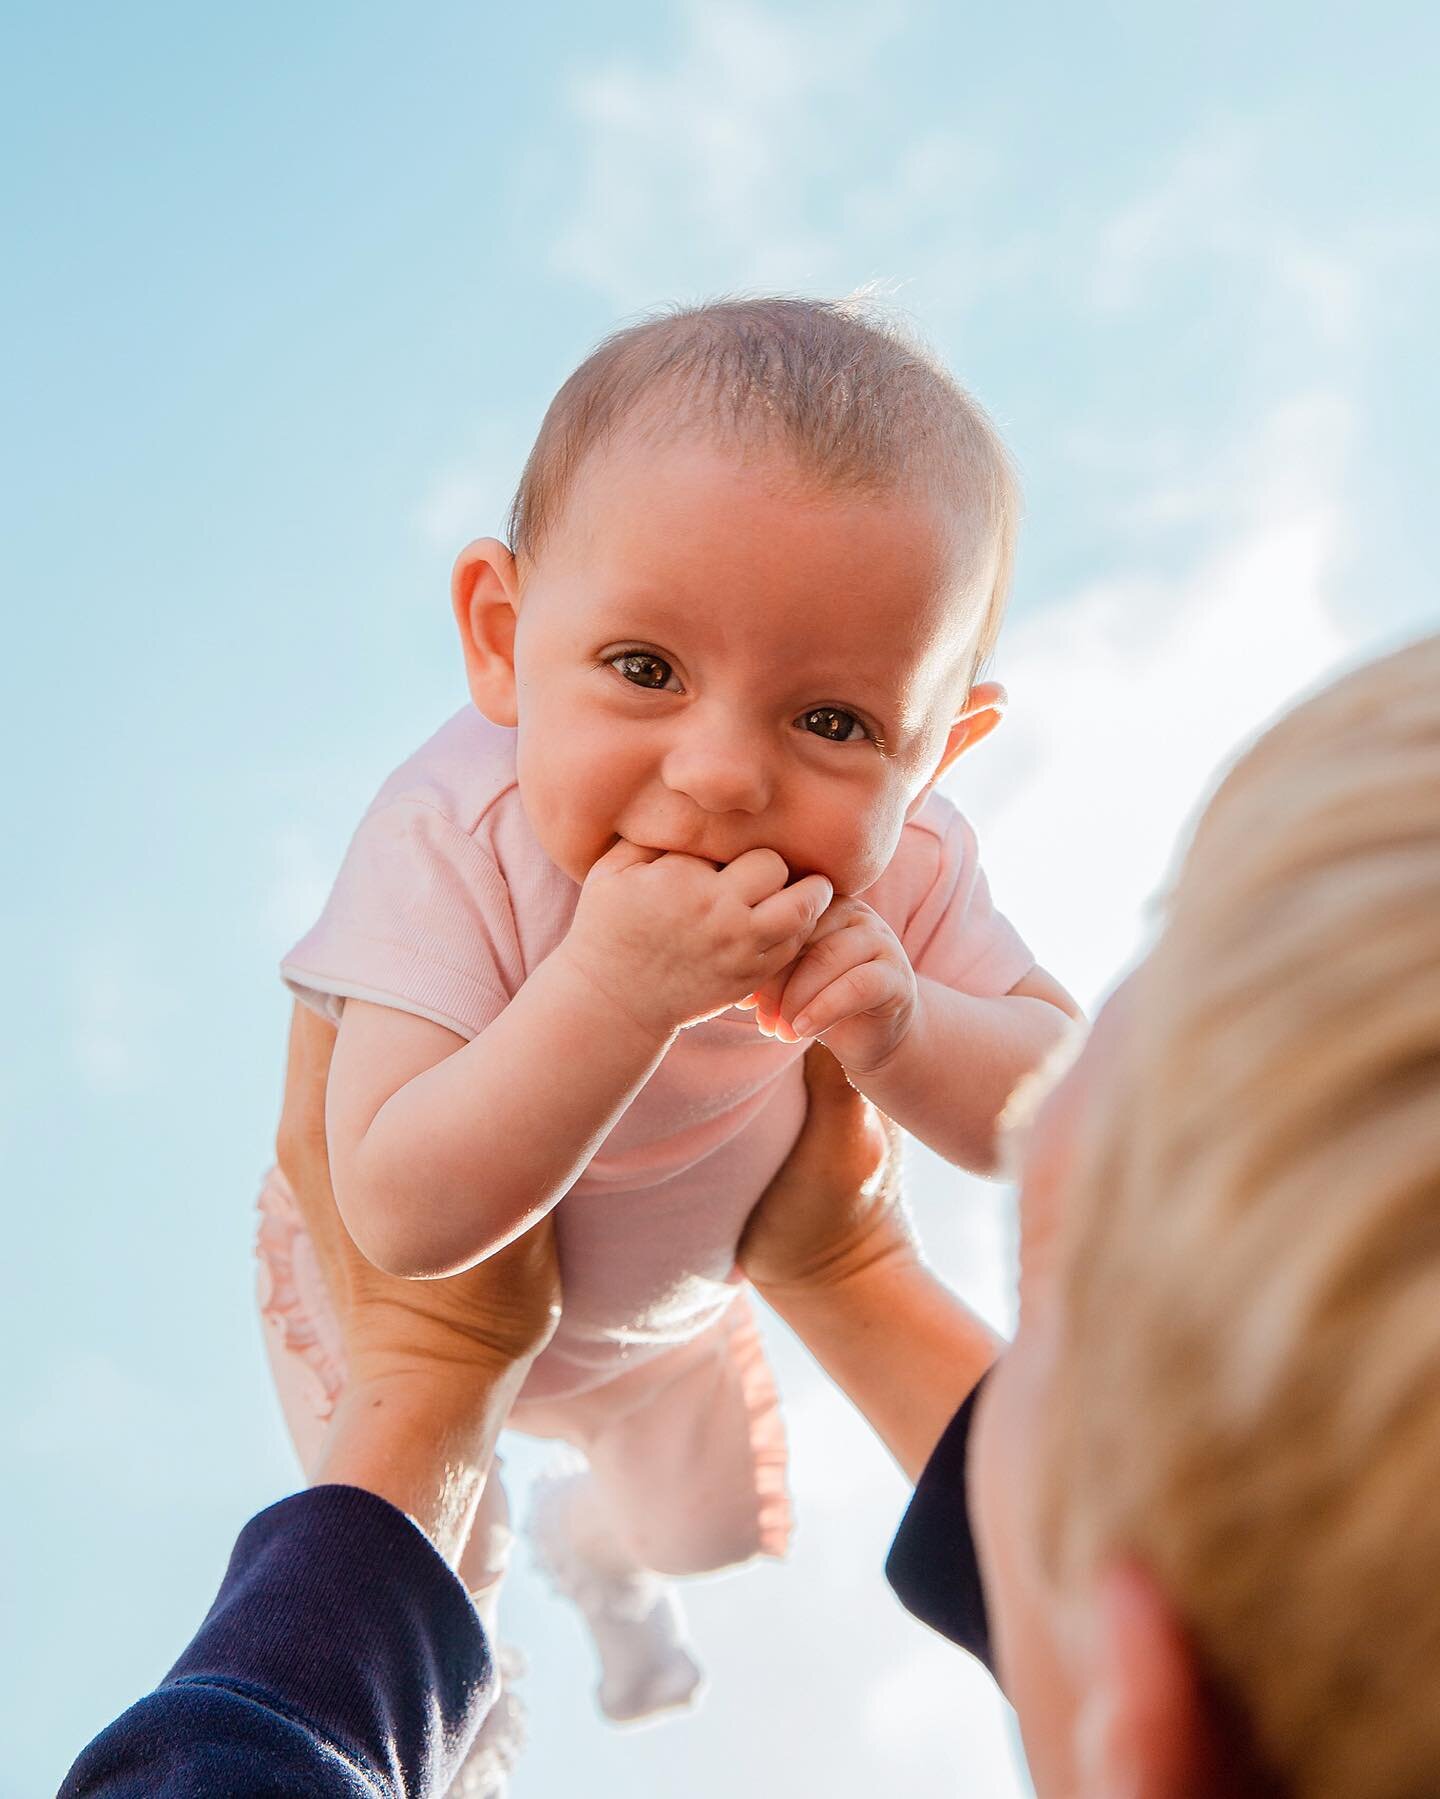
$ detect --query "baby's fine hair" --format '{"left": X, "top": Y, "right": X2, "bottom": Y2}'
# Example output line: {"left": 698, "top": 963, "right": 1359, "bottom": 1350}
{"left": 507, "top": 294, "right": 1021, "bottom": 682}
{"left": 1042, "top": 632, "right": 1440, "bottom": 1799}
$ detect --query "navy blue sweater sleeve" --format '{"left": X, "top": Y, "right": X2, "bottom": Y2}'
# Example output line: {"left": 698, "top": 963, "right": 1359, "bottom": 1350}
{"left": 58, "top": 1485, "right": 495, "bottom": 1798}
{"left": 885, "top": 1379, "right": 993, "bottom": 1670}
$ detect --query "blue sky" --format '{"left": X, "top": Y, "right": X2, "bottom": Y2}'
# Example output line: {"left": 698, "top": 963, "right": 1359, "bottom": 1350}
{"left": 4, "top": 3, "right": 1437, "bottom": 1794}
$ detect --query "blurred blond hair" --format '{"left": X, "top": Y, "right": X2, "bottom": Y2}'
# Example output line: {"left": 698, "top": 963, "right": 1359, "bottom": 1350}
{"left": 1043, "top": 633, "right": 1440, "bottom": 1798}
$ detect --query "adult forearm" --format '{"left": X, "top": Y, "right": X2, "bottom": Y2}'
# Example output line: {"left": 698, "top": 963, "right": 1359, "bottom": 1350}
{"left": 352, "top": 950, "right": 671, "bottom": 1275}
{"left": 848, "top": 979, "right": 1073, "bottom": 1175}
{"left": 313, "top": 1352, "right": 532, "bottom": 1568}
{"left": 756, "top": 1253, "right": 1002, "bottom": 1483}
{"left": 60, "top": 1484, "right": 495, "bottom": 1797}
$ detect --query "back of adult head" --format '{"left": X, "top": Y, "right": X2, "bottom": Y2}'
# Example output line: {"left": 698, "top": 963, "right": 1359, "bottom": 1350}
{"left": 1045, "top": 633, "right": 1440, "bottom": 1798}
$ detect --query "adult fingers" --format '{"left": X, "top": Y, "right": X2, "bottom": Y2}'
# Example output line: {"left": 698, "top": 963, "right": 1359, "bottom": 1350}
{"left": 463, "top": 1214, "right": 564, "bottom": 1359}
{"left": 275, "top": 1003, "right": 339, "bottom": 1184}
{"left": 800, "top": 1044, "right": 906, "bottom": 1211}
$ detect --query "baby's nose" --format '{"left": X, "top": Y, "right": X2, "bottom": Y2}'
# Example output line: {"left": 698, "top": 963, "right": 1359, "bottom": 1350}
{"left": 660, "top": 723, "right": 772, "bottom": 815}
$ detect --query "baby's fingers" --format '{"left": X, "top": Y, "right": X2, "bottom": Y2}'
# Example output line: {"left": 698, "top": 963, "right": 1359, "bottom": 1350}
{"left": 750, "top": 872, "right": 834, "bottom": 953}
{"left": 790, "top": 959, "right": 901, "bottom": 1040}
{"left": 588, "top": 836, "right": 664, "bottom": 879}
{"left": 775, "top": 928, "right": 878, "bottom": 1031}
{"left": 742, "top": 955, "right": 801, "bottom": 1034}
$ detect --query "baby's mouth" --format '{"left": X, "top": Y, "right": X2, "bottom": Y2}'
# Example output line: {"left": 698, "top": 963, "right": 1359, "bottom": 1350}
{"left": 622, "top": 833, "right": 822, "bottom": 884}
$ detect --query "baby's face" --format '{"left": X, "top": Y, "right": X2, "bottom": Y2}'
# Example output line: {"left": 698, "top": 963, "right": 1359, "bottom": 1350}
{"left": 508, "top": 432, "right": 992, "bottom": 894}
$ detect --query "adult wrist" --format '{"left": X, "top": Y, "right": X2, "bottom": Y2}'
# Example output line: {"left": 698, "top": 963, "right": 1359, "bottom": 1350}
{"left": 314, "top": 1356, "right": 534, "bottom": 1566}
{"left": 751, "top": 1225, "right": 922, "bottom": 1317}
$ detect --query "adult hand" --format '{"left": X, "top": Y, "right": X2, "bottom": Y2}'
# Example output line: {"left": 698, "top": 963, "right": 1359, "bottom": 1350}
{"left": 738, "top": 1042, "right": 916, "bottom": 1296}
{"left": 274, "top": 1001, "right": 562, "bottom": 1564}
{"left": 739, "top": 1042, "right": 998, "bottom": 1480}
{"left": 275, "top": 1002, "right": 562, "bottom": 1392}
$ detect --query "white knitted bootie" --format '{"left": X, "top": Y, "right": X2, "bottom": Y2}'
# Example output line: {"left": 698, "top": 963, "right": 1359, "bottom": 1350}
{"left": 528, "top": 1468, "right": 704, "bottom": 1725}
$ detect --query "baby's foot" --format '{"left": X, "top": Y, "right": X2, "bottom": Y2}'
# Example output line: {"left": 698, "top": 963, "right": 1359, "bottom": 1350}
{"left": 448, "top": 1643, "right": 527, "bottom": 1798}
{"left": 584, "top": 1567, "right": 704, "bottom": 1725}
{"left": 528, "top": 1469, "right": 704, "bottom": 1725}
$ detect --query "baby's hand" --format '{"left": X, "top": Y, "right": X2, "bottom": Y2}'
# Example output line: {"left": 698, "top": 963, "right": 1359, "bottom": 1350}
{"left": 742, "top": 897, "right": 918, "bottom": 1073}
{"left": 560, "top": 838, "right": 834, "bottom": 1041}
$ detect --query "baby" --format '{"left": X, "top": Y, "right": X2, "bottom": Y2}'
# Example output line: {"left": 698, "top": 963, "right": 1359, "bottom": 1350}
{"left": 258, "top": 296, "right": 1076, "bottom": 1795}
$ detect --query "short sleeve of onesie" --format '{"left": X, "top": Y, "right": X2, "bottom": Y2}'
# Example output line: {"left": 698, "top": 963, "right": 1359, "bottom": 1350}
{"left": 281, "top": 797, "right": 519, "bottom": 1043}
{"left": 889, "top": 793, "right": 1035, "bottom": 998}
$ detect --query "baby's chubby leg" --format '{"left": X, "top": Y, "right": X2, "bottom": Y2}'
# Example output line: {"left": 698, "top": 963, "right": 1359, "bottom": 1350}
{"left": 520, "top": 1293, "right": 789, "bottom": 1722}
{"left": 527, "top": 1465, "right": 703, "bottom": 1725}
{"left": 582, "top": 1291, "right": 791, "bottom": 1577}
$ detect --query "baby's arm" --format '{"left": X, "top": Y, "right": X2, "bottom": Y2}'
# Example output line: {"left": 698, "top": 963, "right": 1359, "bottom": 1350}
{"left": 748, "top": 899, "right": 1079, "bottom": 1177}
{"left": 328, "top": 840, "right": 833, "bottom": 1278}
{"left": 839, "top": 965, "right": 1079, "bottom": 1175}
{"left": 327, "top": 957, "right": 671, "bottom": 1278}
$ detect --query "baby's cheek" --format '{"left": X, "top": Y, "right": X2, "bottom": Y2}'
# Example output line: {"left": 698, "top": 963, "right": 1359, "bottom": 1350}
{"left": 796, "top": 811, "right": 903, "bottom": 897}
{"left": 519, "top": 767, "right": 602, "bottom": 884}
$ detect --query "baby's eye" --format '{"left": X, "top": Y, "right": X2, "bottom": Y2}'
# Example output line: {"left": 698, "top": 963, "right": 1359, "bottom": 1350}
{"left": 798, "top": 706, "right": 869, "bottom": 743}
{"left": 609, "top": 651, "right": 680, "bottom": 692}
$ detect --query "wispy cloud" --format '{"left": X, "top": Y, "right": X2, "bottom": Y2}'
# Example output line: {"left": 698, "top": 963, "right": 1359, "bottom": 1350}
{"left": 550, "top": 0, "right": 921, "bottom": 308}
{"left": 412, "top": 419, "right": 533, "bottom": 552}
{"left": 948, "top": 386, "right": 1356, "bottom": 1011}
{"left": 864, "top": 1640, "right": 1026, "bottom": 1789}
{"left": 1087, "top": 119, "right": 1428, "bottom": 355}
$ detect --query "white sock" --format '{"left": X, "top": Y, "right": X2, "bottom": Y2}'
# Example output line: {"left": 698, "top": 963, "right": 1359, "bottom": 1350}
{"left": 528, "top": 1469, "right": 704, "bottom": 1725}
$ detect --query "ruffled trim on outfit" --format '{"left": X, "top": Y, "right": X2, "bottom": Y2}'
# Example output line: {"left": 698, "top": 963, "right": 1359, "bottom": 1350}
{"left": 254, "top": 1165, "right": 348, "bottom": 1424}
{"left": 724, "top": 1292, "right": 793, "bottom": 1558}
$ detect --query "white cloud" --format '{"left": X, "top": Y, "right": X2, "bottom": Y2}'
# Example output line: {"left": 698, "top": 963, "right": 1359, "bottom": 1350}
{"left": 947, "top": 387, "right": 1356, "bottom": 1013}
{"left": 783, "top": 1371, "right": 905, "bottom": 1516}
{"left": 1090, "top": 128, "right": 1257, "bottom": 309}
{"left": 413, "top": 420, "right": 532, "bottom": 552}
{"left": 551, "top": 0, "right": 916, "bottom": 308}
{"left": 865, "top": 1641, "right": 1029, "bottom": 1794}
{"left": 1085, "top": 121, "right": 1421, "bottom": 359}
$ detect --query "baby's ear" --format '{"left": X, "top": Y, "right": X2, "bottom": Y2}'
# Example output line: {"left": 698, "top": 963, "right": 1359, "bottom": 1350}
{"left": 452, "top": 539, "right": 522, "bottom": 726}
{"left": 907, "top": 682, "right": 1007, "bottom": 816}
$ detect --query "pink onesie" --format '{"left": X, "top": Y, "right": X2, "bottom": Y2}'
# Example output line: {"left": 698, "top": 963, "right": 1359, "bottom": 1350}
{"left": 259, "top": 705, "right": 1033, "bottom": 1579}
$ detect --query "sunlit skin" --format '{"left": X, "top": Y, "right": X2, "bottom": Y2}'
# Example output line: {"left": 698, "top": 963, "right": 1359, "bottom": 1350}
{"left": 485, "top": 433, "right": 997, "bottom": 896}
{"left": 323, "top": 425, "right": 1075, "bottom": 1278}
{"left": 459, "top": 427, "right": 1075, "bottom": 1062}
{"left": 291, "top": 983, "right": 1245, "bottom": 1793}
{"left": 735, "top": 998, "right": 1257, "bottom": 1796}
